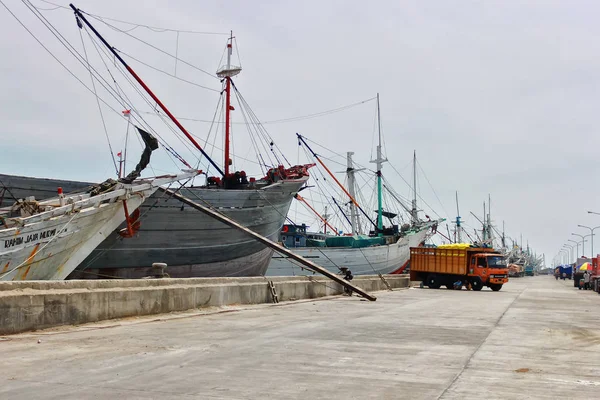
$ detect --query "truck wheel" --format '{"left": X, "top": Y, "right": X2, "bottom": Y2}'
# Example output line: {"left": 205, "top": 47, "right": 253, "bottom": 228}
{"left": 427, "top": 276, "right": 441, "bottom": 289}
{"left": 490, "top": 284, "right": 502, "bottom": 292}
{"left": 470, "top": 277, "right": 483, "bottom": 291}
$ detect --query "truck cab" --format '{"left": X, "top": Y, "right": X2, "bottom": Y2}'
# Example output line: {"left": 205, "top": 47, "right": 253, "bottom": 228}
{"left": 469, "top": 253, "right": 509, "bottom": 291}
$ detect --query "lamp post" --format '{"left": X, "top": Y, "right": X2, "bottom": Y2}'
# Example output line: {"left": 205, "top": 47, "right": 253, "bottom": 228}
{"left": 563, "top": 244, "right": 573, "bottom": 264}
{"left": 571, "top": 233, "right": 591, "bottom": 257}
{"left": 567, "top": 239, "right": 586, "bottom": 259}
{"left": 563, "top": 244, "right": 574, "bottom": 264}
{"left": 559, "top": 249, "right": 568, "bottom": 264}
{"left": 577, "top": 225, "right": 600, "bottom": 258}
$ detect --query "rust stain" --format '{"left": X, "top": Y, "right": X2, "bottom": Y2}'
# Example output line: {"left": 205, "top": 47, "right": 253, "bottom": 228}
{"left": 2, "top": 262, "right": 9, "bottom": 273}
{"left": 19, "top": 244, "right": 40, "bottom": 280}
{"left": 25, "top": 244, "right": 41, "bottom": 263}
{"left": 20, "top": 265, "right": 32, "bottom": 280}
{"left": 515, "top": 368, "right": 530, "bottom": 373}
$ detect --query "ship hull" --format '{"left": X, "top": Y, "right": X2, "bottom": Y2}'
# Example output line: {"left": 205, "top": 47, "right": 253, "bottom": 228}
{"left": 267, "top": 224, "right": 434, "bottom": 276}
{"left": 0, "top": 174, "right": 91, "bottom": 208}
{"left": 1, "top": 185, "right": 150, "bottom": 280}
{"left": 1, "top": 174, "right": 306, "bottom": 279}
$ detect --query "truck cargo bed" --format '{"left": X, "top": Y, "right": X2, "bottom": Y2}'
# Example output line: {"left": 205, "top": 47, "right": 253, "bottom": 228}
{"left": 410, "top": 247, "right": 472, "bottom": 276}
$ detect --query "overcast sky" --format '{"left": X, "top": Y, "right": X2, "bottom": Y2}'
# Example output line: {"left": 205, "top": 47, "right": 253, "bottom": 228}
{"left": 2, "top": 0, "right": 600, "bottom": 265}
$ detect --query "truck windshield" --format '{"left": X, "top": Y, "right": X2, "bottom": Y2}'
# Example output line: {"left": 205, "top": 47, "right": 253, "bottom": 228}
{"left": 487, "top": 256, "right": 507, "bottom": 269}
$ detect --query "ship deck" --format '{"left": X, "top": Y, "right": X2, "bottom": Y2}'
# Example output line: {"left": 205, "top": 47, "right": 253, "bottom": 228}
{"left": 0, "top": 276, "right": 597, "bottom": 399}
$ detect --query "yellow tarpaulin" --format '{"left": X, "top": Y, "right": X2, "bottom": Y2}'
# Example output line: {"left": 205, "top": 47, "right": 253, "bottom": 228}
{"left": 438, "top": 243, "right": 471, "bottom": 250}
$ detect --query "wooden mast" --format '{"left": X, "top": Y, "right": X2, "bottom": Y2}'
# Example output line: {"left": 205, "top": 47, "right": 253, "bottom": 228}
{"left": 217, "top": 32, "right": 241, "bottom": 176}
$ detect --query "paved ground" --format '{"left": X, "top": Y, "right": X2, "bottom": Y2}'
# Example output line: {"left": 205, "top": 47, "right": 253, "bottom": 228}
{"left": 1, "top": 276, "right": 599, "bottom": 399}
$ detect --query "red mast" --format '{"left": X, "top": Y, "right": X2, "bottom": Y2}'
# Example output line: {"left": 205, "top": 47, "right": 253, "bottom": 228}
{"left": 224, "top": 76, "right": 231, "bottom": 176}
{"left": 217, "top": 32, "right": 241, "bottom": 176}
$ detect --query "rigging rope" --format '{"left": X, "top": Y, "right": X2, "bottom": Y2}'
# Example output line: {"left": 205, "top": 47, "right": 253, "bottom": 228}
{"left": 264, "top": 96, "right": 376, "bottom": 124}
{"left": 77, "top": 24, "right": 119, "bottom": 176}
{"left": 84, "top": 11, "right": 229, "bottom": 35}
{"left": 416, "top": 158, "right": 450, "bottom": 219}
{"left": 231, "top": 81, "right": 290, "bottom": 167}
{"left": 115, "top": 48, "right": 219, "bottom": 92}
{"left": 138, "top": 95, "right": 378, "bottom": 126}
{"left": 33, "top": 1, "right": 61, "bottom": 11}
{"left": 386, "top": 156, "right": 442, "bottom": 219}
{"left": 85, "top": 13, "right": 218, "bottom": 80}
{"left": 81, "top": 24, "right": 200, "bottom": 169}
{"left": 21, "top": 0, "right": 193, "bottom": 173}
{"left": 5, "top": 0, "right": 135, "bottom": 128}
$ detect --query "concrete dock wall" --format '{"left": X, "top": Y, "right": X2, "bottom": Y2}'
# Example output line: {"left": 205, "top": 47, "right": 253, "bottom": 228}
{"left": 0, "top": 275, "right": 408, "bottom": 335}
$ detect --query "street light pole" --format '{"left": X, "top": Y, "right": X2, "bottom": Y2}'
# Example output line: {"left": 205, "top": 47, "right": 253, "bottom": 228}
{"left": 563, "top": 244, "right": 574, "bottom": 264}
{"left": 559, "top": 249, "right": 568, "bottom": 264}
{"left": 571, "top": 233, "right": 590, "bottom": 257}
{"left": 568, "top": 239, "right": 587, "bottom": 259}
{"left": 567, "top": 239, "right": 580, "bottom": 259}
{"left": 578, "top": 224, "right": 600, "bottom": 258}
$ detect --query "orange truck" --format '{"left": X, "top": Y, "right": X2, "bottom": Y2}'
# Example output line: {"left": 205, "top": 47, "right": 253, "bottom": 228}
{"left": 410, "top": 246, "right": 509, "bottom": 291}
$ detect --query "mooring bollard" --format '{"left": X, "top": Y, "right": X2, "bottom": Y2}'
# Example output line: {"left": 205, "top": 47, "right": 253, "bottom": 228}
{"left": 147, "top": 262, "right": 169, "bottom": 278}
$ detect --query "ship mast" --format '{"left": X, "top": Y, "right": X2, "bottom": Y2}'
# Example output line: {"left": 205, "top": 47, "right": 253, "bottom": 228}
{"left": 216, "top": 31, "right": 242, "bottom": 176}
{"left": 346, "top": 151, "right": 362, "bottom": 235}
{"left": 323, "top": 206, "right": 330, "bottom": 234}
{"left": 487, "top": 194, "right": 492, "bottom": 246}
{"left": 370, "top": 93, "right": 387, "bottom": 234}
{"left": 410, "top": 151, "right": 418, "bottom": 224}
{"left": 482, "top": 202, "right": 487, "bottom": 241}
{"left": 455, "top": 191, "right": 462, "bottom": 243}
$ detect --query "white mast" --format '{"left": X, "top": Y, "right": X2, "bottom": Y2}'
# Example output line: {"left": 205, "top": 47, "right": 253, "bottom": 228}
{"left": 370, "top": 93, "right": 387, "bottom": 233}
{"left": 410, "top": 151, "right": 418, "bottom": 224}
{"left": 482, "top": 202, "right": 487, "bottom": 241}
{"left": 346, "top": 152, "right": 362, "bottom": 235}
{"left": 455, "top": 191, "right": 462, "bottom": 243}
{"left": 323, "top": 206, "right": 330, "bottom": 234}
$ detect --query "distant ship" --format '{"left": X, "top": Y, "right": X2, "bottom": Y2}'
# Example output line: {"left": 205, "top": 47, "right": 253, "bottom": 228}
{"left": 268, "top": 222, "right": 437, "bottom": 276}
{"left": 268, "top": 95, "right": 441, "bottom": 276}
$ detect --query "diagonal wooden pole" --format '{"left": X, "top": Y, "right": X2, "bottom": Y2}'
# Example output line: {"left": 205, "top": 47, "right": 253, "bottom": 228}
{"left": 159, "top": 187, "right": 376, "bottom": 301}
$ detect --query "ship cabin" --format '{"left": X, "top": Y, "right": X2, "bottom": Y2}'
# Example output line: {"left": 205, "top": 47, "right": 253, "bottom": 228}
{"left": 280, "top": 224, "right": 308, "bottom": 248}
{"left": 280, "top": 224, "right": 331, "bottom": 248}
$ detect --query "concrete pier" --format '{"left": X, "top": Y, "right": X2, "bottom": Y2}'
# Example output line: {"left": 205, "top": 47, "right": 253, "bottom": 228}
{"left": 0, "top": 276, "right": 598, "bottom": 399}
{"left": 0, "top": 275, "right": 407, "bottom": 335}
